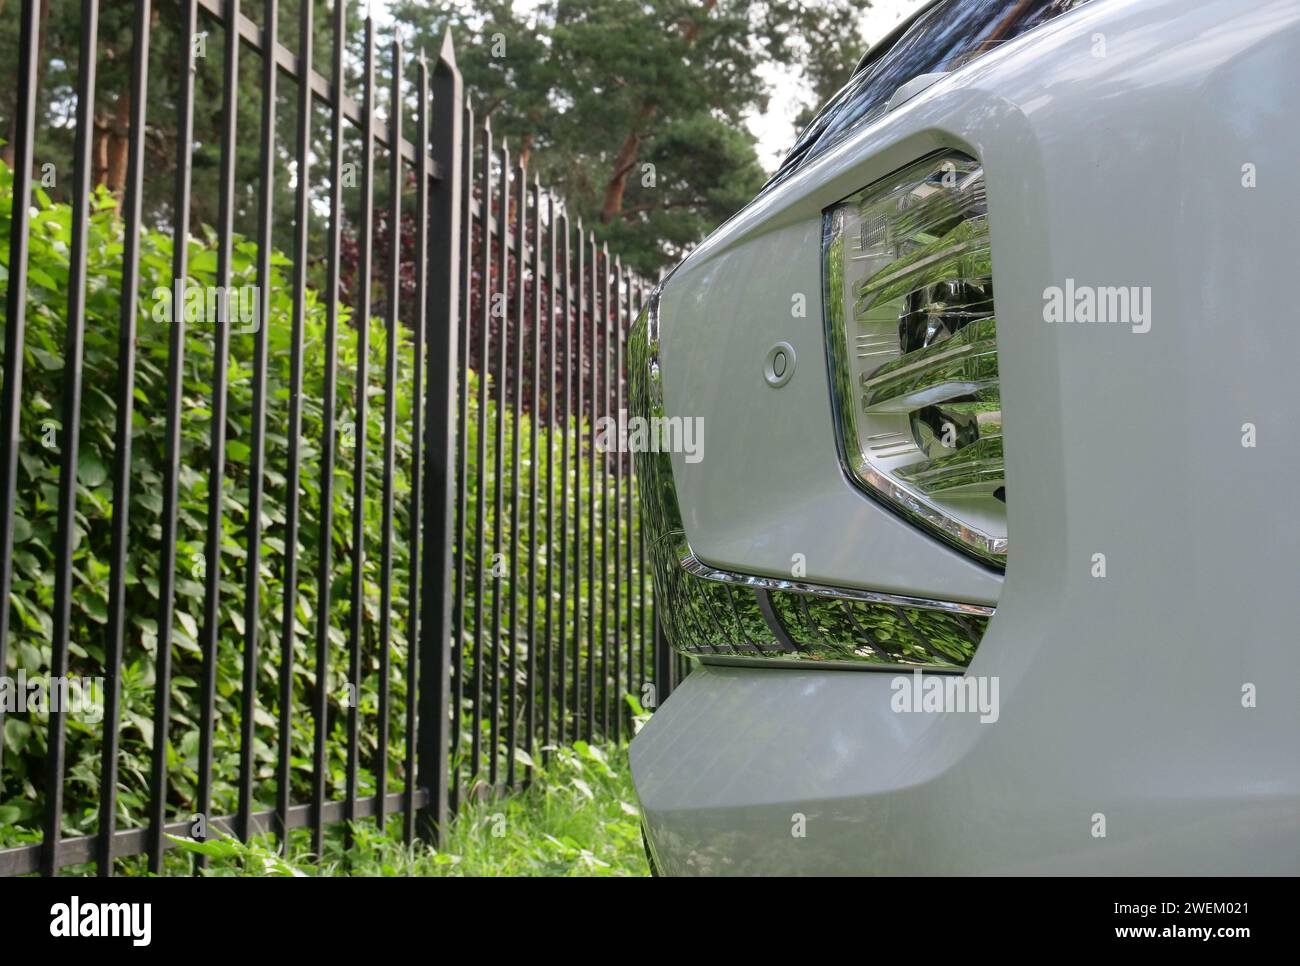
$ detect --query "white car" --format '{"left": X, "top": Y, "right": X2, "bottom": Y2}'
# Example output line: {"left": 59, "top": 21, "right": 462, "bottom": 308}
{"left": 629, "top": 0, "right": 1300, "bottom": 875}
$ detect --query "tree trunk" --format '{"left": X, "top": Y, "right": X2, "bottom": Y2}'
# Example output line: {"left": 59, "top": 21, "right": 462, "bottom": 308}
{"left": 599, "top": 104, "right": 656, "bottom": 224}
{"left": 599, "top": 0, "right": 715, "bottom": 223}
{"left": 94, "top": 91, "right": 131, "bottom": 206}
{"left": 599, "top": 130, "right": 641, "bottom": 224}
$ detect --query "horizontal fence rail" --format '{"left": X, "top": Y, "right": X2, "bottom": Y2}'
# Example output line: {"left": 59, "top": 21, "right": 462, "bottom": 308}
{"left": 0, "top": 0, "right": 672, "bottom": 876}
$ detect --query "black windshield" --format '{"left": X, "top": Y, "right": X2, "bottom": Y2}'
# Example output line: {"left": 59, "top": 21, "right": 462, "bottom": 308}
{"left": 767, "top": 0, "right": 1093, "bottom": 189}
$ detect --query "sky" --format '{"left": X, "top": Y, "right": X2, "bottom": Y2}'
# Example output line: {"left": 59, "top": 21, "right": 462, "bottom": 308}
{"left": 747, "top": 0, "right": 928, "bottom": 171}
{"left": 366, "top": 0, "right": 929, "bottom": 174}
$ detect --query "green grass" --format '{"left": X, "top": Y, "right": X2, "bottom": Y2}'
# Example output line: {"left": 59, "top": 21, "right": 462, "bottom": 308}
{"left": 165, "top": 741, "right": 650, "bottom": 877}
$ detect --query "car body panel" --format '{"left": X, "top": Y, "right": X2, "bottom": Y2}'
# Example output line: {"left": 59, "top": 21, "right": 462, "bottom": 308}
{"left": 634, "top": 664, "right": 1300, "bottom": 875}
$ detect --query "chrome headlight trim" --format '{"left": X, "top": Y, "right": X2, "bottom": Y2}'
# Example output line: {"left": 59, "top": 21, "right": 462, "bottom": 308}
{"left": 678, "top": 550, "right": 992, "bottom": 618}
{"left": 632, "top": 284, "right": 993, "bottom": 670}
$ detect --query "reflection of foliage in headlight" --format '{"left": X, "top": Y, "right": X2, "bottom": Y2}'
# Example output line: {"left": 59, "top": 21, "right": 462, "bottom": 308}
{"left": 824, "top": 153, "right": 1006, "bottom": 565}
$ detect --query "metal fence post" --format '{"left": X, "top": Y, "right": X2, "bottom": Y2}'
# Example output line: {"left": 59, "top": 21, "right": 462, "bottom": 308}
{"left": 0, "top": 0, "right": 41, "bottom": 796}
{"left": 653, "top": 607, "right": 675, "bottom": 705}
{"left": 417, "top": 29, "right": 463, "bottom": 843}
{"left": 0, "top": 2, "right": 674, "bottom": 877}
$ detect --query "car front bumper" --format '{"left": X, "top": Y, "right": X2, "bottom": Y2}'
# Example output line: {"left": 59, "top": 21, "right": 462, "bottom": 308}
{"left": 632, "top": 0, "right": 1300, "bottom": 875}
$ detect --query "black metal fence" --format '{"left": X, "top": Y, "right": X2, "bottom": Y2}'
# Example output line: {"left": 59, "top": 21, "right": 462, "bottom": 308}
{"left": 0, "top": 0, "right": 680, "bottom": 877}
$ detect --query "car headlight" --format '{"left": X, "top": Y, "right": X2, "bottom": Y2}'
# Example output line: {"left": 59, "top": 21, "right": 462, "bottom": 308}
{"left": 823, "top": 152, "right": 1006, "bottom": 565}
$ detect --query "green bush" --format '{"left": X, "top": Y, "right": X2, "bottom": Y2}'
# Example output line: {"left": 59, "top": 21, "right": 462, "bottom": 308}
{"left": 0, "top": 159, "right": 650, "bottom": 856}
{"left": 0, "top": 156, "right": 415, "bottom": 845}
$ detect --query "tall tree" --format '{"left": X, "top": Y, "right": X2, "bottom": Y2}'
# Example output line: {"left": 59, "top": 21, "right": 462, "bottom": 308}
{"left": 0, "top": 0, "right": 871, "bottom": 276}
{"left": 390, "top": 0, "right": 871, "bottom": 273}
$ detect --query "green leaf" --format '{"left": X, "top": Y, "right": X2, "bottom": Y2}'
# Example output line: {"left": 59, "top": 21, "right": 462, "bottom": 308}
{"left": 78, "top": 450, "right": 108, "bottom": 488}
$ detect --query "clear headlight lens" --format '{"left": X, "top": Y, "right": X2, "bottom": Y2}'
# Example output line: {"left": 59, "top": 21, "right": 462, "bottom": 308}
{"left": 823, "top": 152, "right": 1006, "bottom": 564}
